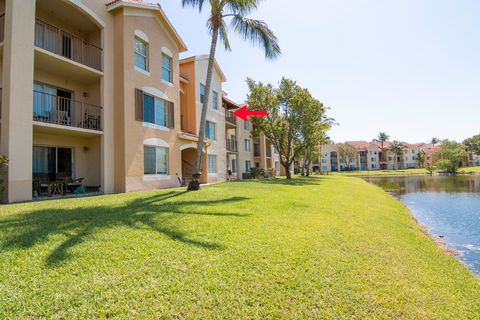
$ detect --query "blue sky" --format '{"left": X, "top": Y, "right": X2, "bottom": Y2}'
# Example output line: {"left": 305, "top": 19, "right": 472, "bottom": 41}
{"left": 159, "top": 0, "right": 480, "bottom": 143}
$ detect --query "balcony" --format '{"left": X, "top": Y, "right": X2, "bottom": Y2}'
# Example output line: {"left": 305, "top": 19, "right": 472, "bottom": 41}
{"left": 34, "top": 19, "right": 102, "bottom": 71}
{"left": 254, "top": 144, "right": 260, "bottom": 157}
{"left": 225, "top": 111, "right": 237, "bottom": 126}
{"left": 266, "top": 144, "right": 272, "bottom": 158}
{"left": 226, "top": 139, "right": 238, "bottom": 153}
{"left": 33, "top": 91, "right": 102, "bottom": 132}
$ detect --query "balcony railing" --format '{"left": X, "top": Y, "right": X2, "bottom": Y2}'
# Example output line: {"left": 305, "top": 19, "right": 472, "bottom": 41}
{"left": 226, "top": 139, "right": 238, "bottom": 152}
{"left": 0, "top": 14, "right": 5, "bottom": 43}
{"left": 33, "top": 91, "right": 102, "bottom": 131}
{"left": 225, "top": 111, "right": 237, "bottom": 125}
{"left": 35, "top": 19, "right": 102, "bottom": 71}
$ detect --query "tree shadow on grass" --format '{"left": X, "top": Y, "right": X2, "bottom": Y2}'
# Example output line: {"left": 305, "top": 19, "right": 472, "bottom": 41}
{"left": 0, "top": 191, "right": 250, "bottom": 267}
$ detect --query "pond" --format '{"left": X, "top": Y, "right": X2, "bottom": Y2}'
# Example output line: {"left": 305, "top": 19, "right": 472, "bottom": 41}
{"left": 365, "top": 175, "right": 480, "bottom": 275}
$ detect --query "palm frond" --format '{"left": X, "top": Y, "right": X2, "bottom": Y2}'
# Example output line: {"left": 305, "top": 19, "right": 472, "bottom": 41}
{"left": 181, "top": 0, "right": 207, "bottom": 11}
{"left": 226, "top": 0, "right": 261, "bottom": 16}
{"left": 231, "top": 15, "right": 281, "bottom": 59}
{"left": 219, "top": 21, "right": 232, "bottom": 51}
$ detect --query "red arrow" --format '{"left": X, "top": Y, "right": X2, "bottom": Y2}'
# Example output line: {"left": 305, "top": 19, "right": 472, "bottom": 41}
{"left": 233, "top": 105, "right": 268, "bottom": 121}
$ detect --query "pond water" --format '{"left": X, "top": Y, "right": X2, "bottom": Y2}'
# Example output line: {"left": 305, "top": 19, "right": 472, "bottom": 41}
{"left": 365, "top": 175, "right": 480, "bottom": 275}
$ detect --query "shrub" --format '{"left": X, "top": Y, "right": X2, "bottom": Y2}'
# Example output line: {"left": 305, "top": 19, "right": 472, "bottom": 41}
{"left": 250, "top": 167, "right": 265, "bottom": 179}
{"left": 266, "top": 168, "right": 276, "bottom": 178}
{"left": 0, "top": 155, "right": 8, "bottom": 198}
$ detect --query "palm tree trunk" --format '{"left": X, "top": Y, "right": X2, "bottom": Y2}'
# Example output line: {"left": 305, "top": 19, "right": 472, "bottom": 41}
{"left": 191, "top": 26, "right": 219, "bottom": 185}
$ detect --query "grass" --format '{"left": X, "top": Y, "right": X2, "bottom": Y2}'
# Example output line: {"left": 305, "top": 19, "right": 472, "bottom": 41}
{"left": 459, "top": 165, "right": 480, "bottom": 173}
{"left": 332, "top": 166, "right": 480, "bottom": 176}
{"left": 0, "top": 176, "right": 479, "bottom": 318}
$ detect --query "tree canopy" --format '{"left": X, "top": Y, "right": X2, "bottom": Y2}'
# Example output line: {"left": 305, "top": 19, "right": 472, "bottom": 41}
{"left": 337, "top": 143, "right": 358, "bottom": 170}
{"left": 246, "top": 77, "right": 331, "bottom": 179}
{"left": 435, "top": 140, "right": 468, "bottom": 173}
{"left": 463, "top": 134, "right": 480, "bottom": 155}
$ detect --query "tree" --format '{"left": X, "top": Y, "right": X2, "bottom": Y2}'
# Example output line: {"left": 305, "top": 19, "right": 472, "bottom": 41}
{"left": 434, "top": 140, "right": 468, "bottom": 173}
{"left": 417, "top": 150, "right": 426, "bottom": 168}
{"left": 182, "top": 0, "right": 281, "bottom": 190}
{"left": 431, "top": 137, "right": 440, "bottom": 146}
{"left": 389, "top": 141, "right": 406, "bottom": 170}
{"left": 375, "top": 132, "right": 390, "bottom": 169}
{"left": 246, "top": 78, "right": 330, "bottom": 179}
{"left": 337, "top": 143, "right": 358, "bottom": 171}
{"left": 463, "top": 134, "right": 480, "bottom": 166}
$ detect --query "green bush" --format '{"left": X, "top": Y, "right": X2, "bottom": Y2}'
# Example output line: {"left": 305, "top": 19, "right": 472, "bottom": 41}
{"left": 0, "top": 155, "right": 8, "bottom": 198}
{"left": 266, "top": 168, "right": 276, "bottom": 178}
{"left": 250, "top": 167, "right": 265, "bottom": 179}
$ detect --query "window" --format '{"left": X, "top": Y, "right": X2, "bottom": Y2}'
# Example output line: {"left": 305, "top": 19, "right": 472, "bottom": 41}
{"left": 321, "top": 159, "right": 327, "bottom": 164}
{"left": 371, "top": 157, "right": 375, "bottom": 162}
{"left": 275, "top": 161, "right": 279, "bottom": 171}
{"left": 372, "top": 164, "right": 377, "bottom": 169}
{"left": 246, "top": 160, "right": 252, "bottom": 172}
{"left": 144, "top": 146, "right": 168, "bottom": 175}
{"left": 205, "top": 121, "right": 216, "bottom": 141}
{"left": 212, "top": 91, "right": 219, "bottom": 110}
{"left": 231, "top": 159, "right": 236, "bottom": 173}
{"left": 208, "top": 155, "right": 217, "bottom": 174}
{"left": 134, "top": 37, "right": 148, "bottom": 71}
{"left": 161, "top": 53, "right": 173, "bottom": 83}
{"left": 244, "top": 139, "right": 251, "bottom": 152}
{"left": 200, "top": 84, "right": 206, "bottom": 103}
{"left": 143, "top": 94, "right": 167, "bottom": 127}
{"left": 244, "top": 120, "right": 250, "bottom": 131}
{"left": 33, "top": 146, "right": 73, "bottom": 180}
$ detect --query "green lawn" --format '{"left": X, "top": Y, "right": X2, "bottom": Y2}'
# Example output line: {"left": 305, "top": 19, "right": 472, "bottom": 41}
{"left": 459, "top": 166, "right": 480, "bottom": 173}
{"left": 331, "top": 166, "right": 480, "bottom": 176}
{"left": 1, "top": 177, "right": 479, "bottom": 318}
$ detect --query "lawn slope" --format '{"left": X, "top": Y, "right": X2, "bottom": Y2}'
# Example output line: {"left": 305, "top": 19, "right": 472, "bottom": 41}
{"left": 0, "top": 176, "right": 479, "bottom": 318}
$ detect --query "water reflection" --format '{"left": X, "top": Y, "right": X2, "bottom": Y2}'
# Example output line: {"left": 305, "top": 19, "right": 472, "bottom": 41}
{"left": 366, "top": 175, "right": 480, "bottom": 275}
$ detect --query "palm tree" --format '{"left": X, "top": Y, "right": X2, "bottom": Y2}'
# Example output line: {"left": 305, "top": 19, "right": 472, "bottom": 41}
{"left": 417, "top": 150, "right": 426, "bottom": 168}
{"left": 182, "top": 0, "right": 281, "bottom": 190}
{"left": 375, "top": 132, "right": 390, "bottom": 169}
{"left": 431, "top": 137, "right": 440, "bottom": 146}
{"left": 389, "top": 140, "right": 406, "bottom": 170}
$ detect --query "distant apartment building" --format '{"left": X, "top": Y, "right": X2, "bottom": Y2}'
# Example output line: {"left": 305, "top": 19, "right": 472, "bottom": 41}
{"left": 317, "top": 141, "right": 441, "bottom": 172}
{"left": 0, "top": 0, "right": 283, "bottom": 203}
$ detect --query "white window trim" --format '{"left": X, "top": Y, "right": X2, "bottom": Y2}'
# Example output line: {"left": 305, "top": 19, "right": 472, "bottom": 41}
{"left": 135, "top": 66, "right": 150, "bottom": 77}
{"left": 144, "top": 138, "right": 169, "bottom": 148}
{"left": 142, "top": 87, "right": 169, "bottom": 100}
{"left": 142, "top": 122, "right": 170, "bottom": 132}
{"left": 135, "top": 30, "right": 149, "bottom": 43}
{"left": 143, "top": 144, "right": 170, "bottom": 177}
{"left": 143, "top": 175, "right": 172, "bottom": 182}
{"left": 161, "top": 46, "right": 173, "bottom": 57}
{"left": 162, "top": 79, "right": 174, "bottom": 87}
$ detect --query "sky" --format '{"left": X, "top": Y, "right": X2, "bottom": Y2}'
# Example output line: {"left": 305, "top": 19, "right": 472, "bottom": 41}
{"left": 158, "top": 0, "right": 480, "bottom": 143}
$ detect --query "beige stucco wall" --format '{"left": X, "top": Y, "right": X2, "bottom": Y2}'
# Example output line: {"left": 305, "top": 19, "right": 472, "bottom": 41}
{"left": 193, "top": 57, "right": 227, "bottom": 182}
{"left": 112, "top": 7, "right": 183, "bottom": 192}
{"left": 236, "top": 119, "right": 254, "bottom": 178}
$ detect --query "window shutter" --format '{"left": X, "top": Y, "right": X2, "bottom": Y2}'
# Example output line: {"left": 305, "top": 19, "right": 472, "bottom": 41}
{"left": 168, "top": 102, "right": 175, "bottom": 129}
{"left": 135, "top": 88, "right": 144, "bottom": 121}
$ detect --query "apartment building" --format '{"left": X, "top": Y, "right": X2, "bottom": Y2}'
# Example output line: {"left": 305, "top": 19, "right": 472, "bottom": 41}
{"left": 179, "top": 55, "right": 227, "bottom": 184}
{"left": 222, "top": 95, "right": 281, "bottom": 179}
{"left": 0, "top": 0, "right": 286, "bottom": 203}
{"left": 318, "top": 141, "right": 440, "bottom": 172}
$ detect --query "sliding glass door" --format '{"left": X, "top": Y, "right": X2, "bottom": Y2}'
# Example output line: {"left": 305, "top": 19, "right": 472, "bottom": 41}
{"left": 33, "top": 146, "right": 73, "bottom": 181}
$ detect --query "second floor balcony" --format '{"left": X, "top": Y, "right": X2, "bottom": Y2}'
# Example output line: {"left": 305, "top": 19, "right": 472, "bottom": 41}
{"left": 33, "top": 90, "right": 102, "bottom": 131}
{"left": 226, "top": 139, "right": 238, "bottom": 153}
{"left": 35, "top": 19, "right": 102, "bottom": 72}
{"left": 225, "top": 111, "right": 237, "bottom": 126}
